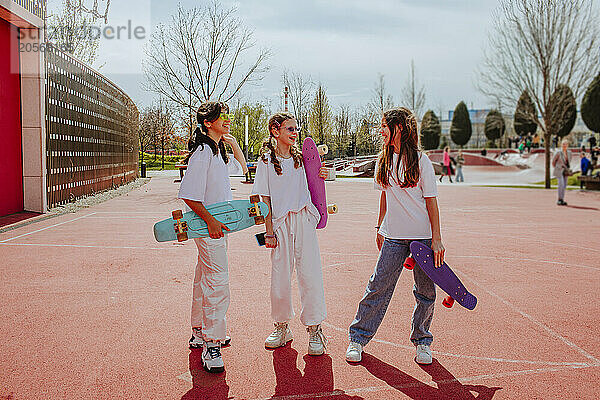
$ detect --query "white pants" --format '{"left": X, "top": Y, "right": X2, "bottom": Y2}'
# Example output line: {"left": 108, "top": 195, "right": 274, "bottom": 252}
{"left": 191, "top": 236, "right": 229, "bottom": 342}
{"left": 270, "top": 207, "right": 327, "bottom": 326}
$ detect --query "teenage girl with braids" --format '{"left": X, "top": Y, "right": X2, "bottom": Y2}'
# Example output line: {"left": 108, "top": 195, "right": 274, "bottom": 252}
{"left": 346, "top": 107, "right": 444, "bottom": 365}
{"left": 251, "top": 112, "right": 330, "bottom": 356}
{"left": 178, "top": 101, "right": 247, "bottom": 373}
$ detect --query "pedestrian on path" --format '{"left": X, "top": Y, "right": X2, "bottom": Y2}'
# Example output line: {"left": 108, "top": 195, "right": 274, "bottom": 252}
{"left": 552, "top": 138, "right": 572, "bottom": 206}
{"left": 252, "top": 112, "right": 330, "bottom": 356}
{"left": 178, "top": 101, "right": 247, "bottom": 373}
{"left": 439, "top": 146, "right": 453, "bottom": 183}
{"left": 580, "top": 153, "right": 591, "bottom": 189}
{"left": 346, "top": 107, "right": 444, "bottom": 365}
{"left": 455, "top": 149, "right": 465, "bottom": 182}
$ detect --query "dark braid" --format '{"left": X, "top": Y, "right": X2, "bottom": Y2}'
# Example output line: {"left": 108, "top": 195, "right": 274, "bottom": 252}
{"left": 185, "top": 101, "right": 229, "bottom": 164}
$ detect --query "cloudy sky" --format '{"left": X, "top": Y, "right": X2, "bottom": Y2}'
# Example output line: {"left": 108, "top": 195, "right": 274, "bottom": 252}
{"left": 48, "top": 0, "right": 503, "bottom": 118}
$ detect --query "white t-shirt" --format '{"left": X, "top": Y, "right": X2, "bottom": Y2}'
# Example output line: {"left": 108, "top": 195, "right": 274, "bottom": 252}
{"left": 375, "top": 152, "right": 438, "bottom": 239}
{"left": 178, "top": 144, "right": 232, "bottom": 208}
{"left": 251, "top": 155, "right": 320, "bottom": 230}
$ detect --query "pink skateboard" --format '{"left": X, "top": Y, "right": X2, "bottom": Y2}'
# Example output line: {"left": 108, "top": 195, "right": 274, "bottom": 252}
{"left": 302, "top": 137, "right": 335, "bottom": 229}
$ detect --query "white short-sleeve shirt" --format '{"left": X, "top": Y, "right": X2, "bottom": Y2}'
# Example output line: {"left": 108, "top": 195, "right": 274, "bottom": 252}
{"left": 251, "top": 155, "right": 319, "bottom": 230}
{"left": 375, "top": 152, "right": 438, "bottom": 239}
{"left": 178, "top": 144, "right": 232, "bottom": 207}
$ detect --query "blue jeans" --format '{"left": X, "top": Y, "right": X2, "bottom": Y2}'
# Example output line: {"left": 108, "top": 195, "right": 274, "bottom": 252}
{"left": 557, "top": 174, "right": 567, "bottom": 201}
{"left": 349, "top": 238, "right": 435, "bottom": 346}
{"left": 456, "top": 166, "right": 464, "bottom": 182}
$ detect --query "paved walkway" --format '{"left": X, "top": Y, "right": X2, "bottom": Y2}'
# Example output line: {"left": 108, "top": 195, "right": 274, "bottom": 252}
{"left": 1, "top": 175, "right": 599, "bottom": 399}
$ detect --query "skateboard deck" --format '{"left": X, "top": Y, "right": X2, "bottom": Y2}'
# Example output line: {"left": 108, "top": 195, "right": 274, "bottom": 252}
{"left": 409, "top": 241, "right": 477, "bottom": 310}
{"left": 302, "top": 137, "right": 328, "bottom": 229}
{"left": 153, "top": 195, "right": 269, "bottom": 242}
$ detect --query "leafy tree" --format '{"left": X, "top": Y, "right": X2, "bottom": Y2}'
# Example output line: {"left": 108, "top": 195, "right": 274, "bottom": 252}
{"left": 514, "top": 90, "right": 537, "bottom": 137}
{"left": 581, "top": 72, "right": 600, "bottom": 133}
{"left": 229, "top": 102, "right": 270, "bottom": 160}
{"left": 308, "top": 84, "right": 333, "bottom": 148}
{"left": 484, "top": 109, "right": 506, "bottom": 146}
{"left": 548, "top": 84, "right": 577, "bottom": 139}
{"left": 420, "top": 110, "right": 441, "bottom": 150}
{"left": 450, "top": 101, "right": 472, "bottom": 147}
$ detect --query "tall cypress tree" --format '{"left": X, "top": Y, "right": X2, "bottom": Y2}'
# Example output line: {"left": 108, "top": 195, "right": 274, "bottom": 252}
{"left": 484, "top": 109, "right": 506, "bottom": 146}
{"left": 581, "top": 72, "right": 600, "bottom": 133}
{"left": 548, "top": 84, "right": 577, "bottom": 138}
{"left": 514, "top": 90, "right": 538, "bottom": 137}
{"left": 420, "top": 110, "right": 441, "bottom": 150}
{"left": 450, "top": 101, "right": 472, "bottom": 147}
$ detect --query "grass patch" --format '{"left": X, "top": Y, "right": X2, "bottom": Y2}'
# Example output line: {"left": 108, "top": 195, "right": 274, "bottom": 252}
{"left": 140, "top": 152, "right": 185, "bottom": 171}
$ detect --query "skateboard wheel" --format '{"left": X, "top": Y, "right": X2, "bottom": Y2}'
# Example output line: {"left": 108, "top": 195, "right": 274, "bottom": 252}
{"left": 177, "top": 232, "right": 188, "bottom": 242}
{"left": 249, "top": 195, "right": 260, "bottom": 204}
{"left": 327, "top": 204, "right": 338, "bottom": 214}
{"left": 442, "top": 296, "right": 455, "bottom": 308}
{"left": 172, "top": 210, "right": 183, "bottom": 219}
{"left": 403, "top": 257, "right": 415, "bottom": 270}
{"left": 254, "top": 215, "right": 265, "bottom": 225}
{"left": 317, "top": 144, "right": 329, "bottom": 156}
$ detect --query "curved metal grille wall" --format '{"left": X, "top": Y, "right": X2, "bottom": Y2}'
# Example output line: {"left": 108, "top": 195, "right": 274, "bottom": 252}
{"left": 45, "top": 43, "right": 139, "bottom": 208}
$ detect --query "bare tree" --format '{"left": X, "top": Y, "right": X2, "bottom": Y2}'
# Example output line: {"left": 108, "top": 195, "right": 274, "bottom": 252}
{"left": 333, "top": 105, "right": 352, "bottom": 158}
{"left": 143, "top": 1, "right": 270, "bottom": 114}
{"left": 46, "top": 0, "right": 107, "bottom": 65}
{"left": 369, "top": 73, "right": 394, "bottom": 119}
{"left": 308, "top": 84, "right": 333, "bottom": 149}
{"left": 478, "top": 0, "right": 599, "bottom": 187}
{"left": 401, "top": 60, "right": 426, "bottom": 120}
{"left": 282, "top": 69, "right": 314, "bottom": 143}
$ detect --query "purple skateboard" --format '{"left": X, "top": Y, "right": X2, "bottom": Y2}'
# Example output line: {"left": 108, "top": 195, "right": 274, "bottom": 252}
{"left": 302, "top": 137, "right": 327, "bottom": 229}
{"left": 409, "top": 241, "right": 477, "bottom": 310}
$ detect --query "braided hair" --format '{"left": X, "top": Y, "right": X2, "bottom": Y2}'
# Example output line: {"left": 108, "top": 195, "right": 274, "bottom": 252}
{"left": 259, "top": 112, "right": 303, "bottom": 175}
{"left": 185, "top": 101, "right": 229, "bottom": 164}
{"left": 375, "top": 107, "right": 421, "bottom": 188}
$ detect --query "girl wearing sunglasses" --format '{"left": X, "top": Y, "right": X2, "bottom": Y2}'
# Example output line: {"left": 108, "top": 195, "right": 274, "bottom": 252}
{"left": 251, "top": 112, "right": 330, "bottom": 356}
{"left": 178, "top": 101, "right": 247, "bottom": 373}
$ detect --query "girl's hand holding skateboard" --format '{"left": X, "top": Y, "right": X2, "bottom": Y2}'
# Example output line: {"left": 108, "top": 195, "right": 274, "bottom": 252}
{"left": 265, "top": 234, "right": 277, "bottom": 248}
{"left": 207, "top": 217, "right": 230, "bottom": 239}
{"left": 431, "top": 237, "right": 445, "bottom": 267}
{"left": 318, "top": 167, "right": 329, "bottom": 180}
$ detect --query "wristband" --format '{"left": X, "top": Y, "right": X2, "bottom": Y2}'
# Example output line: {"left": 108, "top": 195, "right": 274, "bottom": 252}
{"left": 265, "top": 234, "right": 276, "bottom": 239}
{"left": 375, "top": 226, "right": 380, "bottom": 229}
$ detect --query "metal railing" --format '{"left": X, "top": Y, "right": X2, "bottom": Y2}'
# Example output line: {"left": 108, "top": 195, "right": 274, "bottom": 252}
{"left": 12, "top": 0, "right": 46, "bottom": 19}
{"left": 45, "top": 42, "right": 139, "bottom": 208}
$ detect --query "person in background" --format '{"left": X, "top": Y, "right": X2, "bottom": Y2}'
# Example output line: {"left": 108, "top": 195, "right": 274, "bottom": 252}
{"left": 552, "top": 138, "right": 572, "bottom": 206}
{"left": 580, "top": 153, "right": 591, "bottom": 189}
{"left": 439, "top": 146, "right": 453, "bottom": 183}
{"left": 456, "top": 150, "right": 465, "bottom": 183}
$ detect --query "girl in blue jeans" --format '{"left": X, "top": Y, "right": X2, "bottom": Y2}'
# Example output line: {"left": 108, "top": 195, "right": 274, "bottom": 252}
{"left": 346, "top": 107, "right": 445, "bottom": 365}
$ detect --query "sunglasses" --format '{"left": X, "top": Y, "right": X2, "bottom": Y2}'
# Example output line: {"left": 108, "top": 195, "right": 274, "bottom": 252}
{"left": 219, "top": 113, "right": 234, "bottom": 121}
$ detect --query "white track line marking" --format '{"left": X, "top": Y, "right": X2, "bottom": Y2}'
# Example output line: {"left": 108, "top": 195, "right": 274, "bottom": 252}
{"left": 457, "top": 269, "right": 600, "bottom": 365}
{"left": 451, "top": 255, "right": 600, "bottom": 272}
{"left": 0, "top": 213, "right": 97, "bottom": 243}
{"left": 453, "top": 229, "right": 600, "bottom": 252}
{"left": 177, "top": 364, "right": 600, "bottom": 399}
{"left": 322, "top": 322, "right": 586, "bottom": 367}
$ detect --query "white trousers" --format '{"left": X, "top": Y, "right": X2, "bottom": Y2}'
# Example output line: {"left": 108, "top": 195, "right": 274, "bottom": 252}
{"left": 191, "top": 236, "right": 229, "bottom": 342}
{"left": 270, "top": 207, "right": 327, "bottom": 326}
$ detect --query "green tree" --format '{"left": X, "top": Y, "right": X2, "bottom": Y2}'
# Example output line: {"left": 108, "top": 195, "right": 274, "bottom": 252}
{"left": 229, "top": 102, "right": 270, "bottom": 160}
{"left": 450, "top": 101, "right": 472, "bottom": 147}
{"left": 420, "top": 110, "right": 441, "bottom": 150}
{"left": 333, "top": 106, "right": 352, "bottom": 158}
{"left": 484, "top": 109, "right": 506, "bottom": 146}
{"left": 581, "top": 72, "right": 600, "bottom": 133}
{"left": 308, "top": 84, "right": 333, "bottom": 149}
{"left": 548, "top": 84, "right": 577, "bottom": 139}
{"left": 514, "top": 90, "right": 537, "bottom": 137}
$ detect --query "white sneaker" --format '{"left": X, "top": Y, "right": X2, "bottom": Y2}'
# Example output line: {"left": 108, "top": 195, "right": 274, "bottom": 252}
{"left": 189, "top": 327, "right": 231, "bottom": 349}
{"left": 415, "top": 344, "right": 432, "bottom": 364}
{"left": 307, "top": 325, "right": 327, "bottom": 356}
{"left": 265, "top": 322, "right": 293, "bottom": 349}
{"left": 202, "top": 342, "right": 225, "bottom": 373}
{"left": 345, "top": 342, "right": 363, "bottom": 363}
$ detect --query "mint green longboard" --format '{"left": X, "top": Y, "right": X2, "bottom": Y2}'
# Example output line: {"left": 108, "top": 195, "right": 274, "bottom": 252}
{"left": 153, "top": 195, "right": 269, "bottom": 242}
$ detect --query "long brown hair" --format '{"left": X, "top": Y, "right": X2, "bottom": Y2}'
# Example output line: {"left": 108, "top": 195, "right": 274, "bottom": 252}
{"left": 259, "top": 112, "right": 303, "bottom": 175}
{"left": 185, "top": 101, "right": 229, "bottom": 164}
{"left": 375, "top": 107, "right": 421, "bottom": 188}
